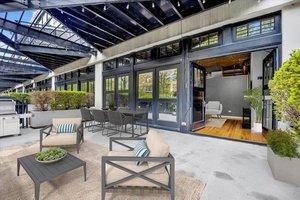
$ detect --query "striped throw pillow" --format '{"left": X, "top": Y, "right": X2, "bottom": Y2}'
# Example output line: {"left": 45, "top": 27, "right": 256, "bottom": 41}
{"left": 133, "top": 140, "right": 150, "bottom": 165}
{"left": 56, "top": 124, "right": 76, "bottom": 134}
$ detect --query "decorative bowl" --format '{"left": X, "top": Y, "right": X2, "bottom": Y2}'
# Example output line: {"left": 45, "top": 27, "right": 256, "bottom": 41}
{"left": 35, "top": 148, "right": 67, "bottom": 164}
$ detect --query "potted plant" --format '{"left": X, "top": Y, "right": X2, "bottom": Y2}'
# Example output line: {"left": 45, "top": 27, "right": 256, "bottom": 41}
{"left": 267, "top": 130, "right": 300, "bottom": 186}
{"left": 244, "top": 86, "right": 263, "bottom": 133}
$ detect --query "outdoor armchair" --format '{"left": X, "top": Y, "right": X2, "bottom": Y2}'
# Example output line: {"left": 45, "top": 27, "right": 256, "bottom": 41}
{"left": 40, "top": 118, "right": 83, "bottom": 153}
{"left": 101, "top": 131, "right": 175, "bottom": 200}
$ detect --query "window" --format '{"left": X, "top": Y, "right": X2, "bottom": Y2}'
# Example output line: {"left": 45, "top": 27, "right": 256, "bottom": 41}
{"left": 236, "top": 17, "right": 275, "bottom": 39}
{"left": 138, "top": 72, "right": 153, "bottom": 99}
{"left": 88, "top": 81, "right": 95, "bottom": 93}
{"left": 117, "top": 57, "right": 132, "bottom": 67}
{"left": 117, "top": 75, "right": 130, "bottom": 107}
{"left": 135, "top": 50, "right": 152, "bottom": 63}
{"left": 72, "top": 83, "right": 78, "bottom": 91}
{"left": 104, "top": 60, "right": 116, "bottom": 71}
{"left": 191, "top": 32, "right": 219, "bottom": 50}
{"left": 159, "top": 42, "right": 181, "bottom": 58}
{"left": 104, "top": 77, "right": 115, "bottom": 107}
{"left": 81, "top": 82, "right": 88, "bottom": 92}
{"left": 67, "top": 83, "right": 72, "bottom": 91}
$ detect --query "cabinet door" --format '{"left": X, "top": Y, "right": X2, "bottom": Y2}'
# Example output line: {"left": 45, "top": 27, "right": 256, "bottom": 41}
{"left": 3, "top": 116, "right": 19, "bottom": 136}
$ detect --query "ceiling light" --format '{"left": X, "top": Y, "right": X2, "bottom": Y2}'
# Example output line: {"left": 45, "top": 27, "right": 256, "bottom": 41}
{"left": 103, "top": 4, "right": 107, "bottom": 11}
{"left": 81, "top": 7, "right": 85, "bottom": 12}
{"left": 202, "top": 0, "right": 206, "bottom": 4}
{"left": 228, "top": 0, "right": 231, "bottom": 4}
{"left": 126, "top": 3, "right": 130, "bottom": 9}
{"left": 177, "top": 1, "right": 180, "bottom": 7}
{"left": 152, "top": 2, "right": 155, "bottom": 8}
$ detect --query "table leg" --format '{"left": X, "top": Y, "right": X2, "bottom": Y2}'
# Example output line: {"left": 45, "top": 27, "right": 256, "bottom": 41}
{"left": 146, "top": 113, "right": 149, "bottom": 133}
{"left": 17, "top": 160, "right": 20, "bottom": 176}
{"left": 34, "top": 183, "right": 40, "bottom": 200}
{"left": 83, "top": 163, "right": 87, "bottom": 182}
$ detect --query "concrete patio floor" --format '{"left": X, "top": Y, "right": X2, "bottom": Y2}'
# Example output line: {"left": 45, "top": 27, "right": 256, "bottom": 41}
{"left": 0, "top": 128, "right": 299, "bottom": 200}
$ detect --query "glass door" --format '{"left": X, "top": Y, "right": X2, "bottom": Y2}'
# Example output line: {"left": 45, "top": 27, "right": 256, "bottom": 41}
{"left": 156, "top": 67, "right": 178, "bottom": 127}
{"left": 191, "top": 64, "right": 206, "bottom": 131}
{"left": 262, "top": 50, "right": 276, "bottom": 130}
{"left": 137, "top": 70, "right": 154, "bottom": 121}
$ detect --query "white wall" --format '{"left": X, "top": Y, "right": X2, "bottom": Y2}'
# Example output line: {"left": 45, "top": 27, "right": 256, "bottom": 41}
{"left": 94, "top": 62, "right": 103, "bottom": 109}
{"left": 282, "top": 3, "right": 300, "bottom": 61}
{"left": 250, "top": 50, "right": 269, "bottom": 126}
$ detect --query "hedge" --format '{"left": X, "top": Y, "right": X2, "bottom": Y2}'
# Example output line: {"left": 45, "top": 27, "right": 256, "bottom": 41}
{"left": 8, "top": 92, "right": 30, "bottom": 103}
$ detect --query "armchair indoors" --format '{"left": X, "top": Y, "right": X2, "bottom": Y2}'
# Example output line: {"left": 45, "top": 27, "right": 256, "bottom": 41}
{"left": 205, "top": 101, "right": 223, "bottom": 118}
{"left": 40, "top": 118, "right": 83, "bottom": 153}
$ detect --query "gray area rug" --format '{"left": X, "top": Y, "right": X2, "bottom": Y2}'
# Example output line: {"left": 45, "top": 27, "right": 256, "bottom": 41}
{"left": 0, "top": 141, "right": 205, "bottom": 200}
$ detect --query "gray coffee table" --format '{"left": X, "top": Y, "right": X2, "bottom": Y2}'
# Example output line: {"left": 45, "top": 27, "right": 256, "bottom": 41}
{"left": 17, "top": 153, "right": 86, "bottom": 200}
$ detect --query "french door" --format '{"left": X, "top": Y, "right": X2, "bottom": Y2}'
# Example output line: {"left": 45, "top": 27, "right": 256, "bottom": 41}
{"left": 262, "top": 50, "right": 276, "bottom": 130}
{"left": 191, "top": 64, "right": 206, "bottom": 131}
{"left": 137, "top": 66, "right": 178, "bottom": 128}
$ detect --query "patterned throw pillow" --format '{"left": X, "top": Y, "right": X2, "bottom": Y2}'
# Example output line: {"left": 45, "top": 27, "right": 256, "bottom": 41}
{"left": 56, "top": 124, "right": 76, "bottom": 134}
{"left": 133, "top": 140, "right": 150, "bottom": 165}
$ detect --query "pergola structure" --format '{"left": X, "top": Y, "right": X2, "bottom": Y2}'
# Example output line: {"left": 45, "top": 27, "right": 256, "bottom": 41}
{"left": 0, "top": 0, "right": 229, "bottom": 91}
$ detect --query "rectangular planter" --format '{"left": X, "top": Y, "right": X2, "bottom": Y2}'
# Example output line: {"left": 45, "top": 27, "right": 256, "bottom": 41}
{"left": 267, "top": 147, "right": 300, "bottom": 186}
{"left": 30, "top": 109, "right": 81, "bottom": 128}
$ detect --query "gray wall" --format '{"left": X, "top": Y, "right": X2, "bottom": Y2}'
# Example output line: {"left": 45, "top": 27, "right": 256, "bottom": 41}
{"left": 206, "top": 75, "right": 249, "bottom": 117}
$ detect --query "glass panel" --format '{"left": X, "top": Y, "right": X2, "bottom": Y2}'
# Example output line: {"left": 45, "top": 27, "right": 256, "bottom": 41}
{"left": 159, "top": 68, "right": 177, "bottom": 99}
{"left": 118, "top": 75, "right": 129, "bottom": 91}
{"left": 261, "top": 17, "right": 275, "bottom": 33}
{"left": 191, "top": 32, "right": 219, "bottom": 50}
{"left": 135, "top": 50, "right": 151, "bottom": 63}
{"left": 105, "top": 77, "right": 115, "bottom": 92}
{"left": 158, "top": 100, "right": 177, "bottom": 122}
{"left": 248, "top": 21, "right": 261, "bottom": 36}
{"left": 105, "top": 93, "right": 115, "bottom": 107}
{"left": 137, "top": 100, "right": 153, "bottom": 119}
{"left": 117, "top": 57, "right": 132, "bottom": 67}
{"left": 81, "top": 82, "right": 88, "bottom": 92}
{"left": 118, "top": 92, "right": 129, "bottom": 107}
{"left": 67, "top": 84, "right": 72, "bottom": 91}
{"left": 72, "top": 83, "right": 78, "bottom": 91}
{"left": 194, "top": 68, "right": 204, "bottom": 88}
{"left": 88, "top": 81, "right": 95, "bottom": 93}
{"left": 104, "top": 60, "right": 116, "bottom": 71}
{"left": 138, "top": 72, "right": 153, "bottom": 99}
{"left": 159, "top": 42, "right": 181, "bottom": 58}
{"left": 208, "top": 33, "right": 219, "bottom": 45}
{"left": 236, "top": 25, "right": 248, "bottom": 39}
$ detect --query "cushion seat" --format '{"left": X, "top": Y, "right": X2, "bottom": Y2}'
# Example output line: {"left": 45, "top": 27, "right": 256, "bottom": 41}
{"left": 42, "top": 133, "right": 77, "bottom": 146}
{"left": 106, "top": 150, "right": 168, "bottom": 187}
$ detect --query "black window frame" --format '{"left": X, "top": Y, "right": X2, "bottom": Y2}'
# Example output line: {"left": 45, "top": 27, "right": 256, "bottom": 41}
{"left": 189, "top": 31, "right": 222, "bottom": 51}
{"left": 158, "top": 41, "right": 182, "bottom": 59}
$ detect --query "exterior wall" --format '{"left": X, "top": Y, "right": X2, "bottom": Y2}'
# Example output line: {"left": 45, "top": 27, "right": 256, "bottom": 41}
{"left": 282, "top": 3, "right": 300, "bottom": 61}
{"left": 95, "top": 62, "right": 103, "bottom": 109}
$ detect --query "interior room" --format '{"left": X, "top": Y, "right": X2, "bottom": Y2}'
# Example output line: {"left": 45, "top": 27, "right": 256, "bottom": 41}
{"left": 193, "top": 50, "right": 275, "bottom": 144}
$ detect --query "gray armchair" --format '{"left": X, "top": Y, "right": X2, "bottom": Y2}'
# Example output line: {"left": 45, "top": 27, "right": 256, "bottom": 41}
{"left": 40, "top": 118, "right": 83, "bottom": 153}
{"left": 205, "top": 101, "right": 223, "bottom": 118}
{"left": 101, "top": 131, "right": 175, "bottom": 200}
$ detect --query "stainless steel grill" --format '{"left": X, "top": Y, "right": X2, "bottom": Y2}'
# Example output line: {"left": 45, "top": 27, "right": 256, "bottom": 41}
{"left": 0, "top": 99, "right": 20, "bottom": 137}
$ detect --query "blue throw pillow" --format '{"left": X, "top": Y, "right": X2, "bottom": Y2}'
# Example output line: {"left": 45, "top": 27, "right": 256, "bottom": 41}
{"left": 57, "top": 124, "right": 76, "bottom": 134}
{"left": 133, "top": 140, "right": 150, "bottom": 165}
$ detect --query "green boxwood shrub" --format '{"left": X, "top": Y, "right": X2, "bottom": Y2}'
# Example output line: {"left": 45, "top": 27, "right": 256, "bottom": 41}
{"left": 8, "top": 92, "right": 29, "bottom": 103}
{"left": 267, "top": 130, "right": 299, "bottom": 158}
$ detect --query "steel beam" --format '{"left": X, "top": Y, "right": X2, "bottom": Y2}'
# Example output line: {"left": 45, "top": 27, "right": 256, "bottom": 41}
{"left": 1, "top": 56, "right": 38, "bottom": 65}
{"left": 137, "top": 2, "right": 164, "bottom": 26}
{"left": 0, "top": 71, "right": 44, "bottom": 75}
{"left": 0, "top": 61, "right": 48, "bottom": 72}
{"left": 16, "top": 44, "right": 91, "bottom": 57}
{"left": 0, "top": 0, "right": 149, "bottom": 12}
{"left": 0, "top": 75, "right": 31, "bottom": 81}
{"left": 197, "top": 0, "right": 205, "bottom": 10}
{"left": 0, "top": 18, "right": 90, "bottom": 52}
{"left": 0, "top": 47, "right": 23, "bottom": 56}
{"left": 167, "top": 0, "right": 183, "bottom": 19}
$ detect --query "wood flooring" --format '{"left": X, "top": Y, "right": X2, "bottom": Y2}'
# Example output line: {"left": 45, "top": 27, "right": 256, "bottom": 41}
{"left": 196, "top": 119, "right": 267, "bottom": 144}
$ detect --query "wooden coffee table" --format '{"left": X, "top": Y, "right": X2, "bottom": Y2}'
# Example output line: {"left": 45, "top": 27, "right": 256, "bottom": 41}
{"left": 17, "top": 153, "right": 86, "bottom": 200}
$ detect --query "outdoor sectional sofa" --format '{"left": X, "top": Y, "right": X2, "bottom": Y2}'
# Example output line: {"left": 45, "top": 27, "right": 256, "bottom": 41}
{"left": 101, "top": 130, "right": 175, "bottom": 200}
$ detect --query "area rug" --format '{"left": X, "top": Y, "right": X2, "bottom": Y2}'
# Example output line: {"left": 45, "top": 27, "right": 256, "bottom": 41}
{"left": 0, "top": 141, "right": 205, "bottom": 200}
{"left": 206, "top": 118, "right": 227, "bottom": 128}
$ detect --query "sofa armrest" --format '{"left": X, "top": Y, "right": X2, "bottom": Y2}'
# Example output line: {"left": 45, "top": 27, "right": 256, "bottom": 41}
{"left": 40, "top": 125, "right": 52, "bottom": 137}
{"left": 109, "top": 137, "right": 146, "bottom": 151}
{"left": 76, "top": 122, "right": 84, "bottom": 142}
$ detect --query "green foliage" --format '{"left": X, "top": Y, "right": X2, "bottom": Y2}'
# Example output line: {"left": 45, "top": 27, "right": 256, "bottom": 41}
{"left": 269, "top": 49, "right": 300, "bottom": 133}
{"left": 267, "top": 130, "right": 299, "bottom": 158}
{"left": 35, "top": 148, "right": 67, "bottom": 161}
{"left": 244, "top": 87, "right": 263, "bottom": 123}
{"left": 8, "top": 92, "right": 29, "bottom": 103}
{"left": 51, "top": 91, "right": 89, "bottom": 110}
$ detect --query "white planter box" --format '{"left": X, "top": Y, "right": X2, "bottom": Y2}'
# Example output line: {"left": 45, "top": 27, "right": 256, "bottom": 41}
{"left": 267, "top": 147, "right": 300, "bottom": 186}
{"left": 251, "top": 122, "right": 262, "bottom": 134}
{"left": 30, "top": 109, "right": 81, "bottom": 128}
